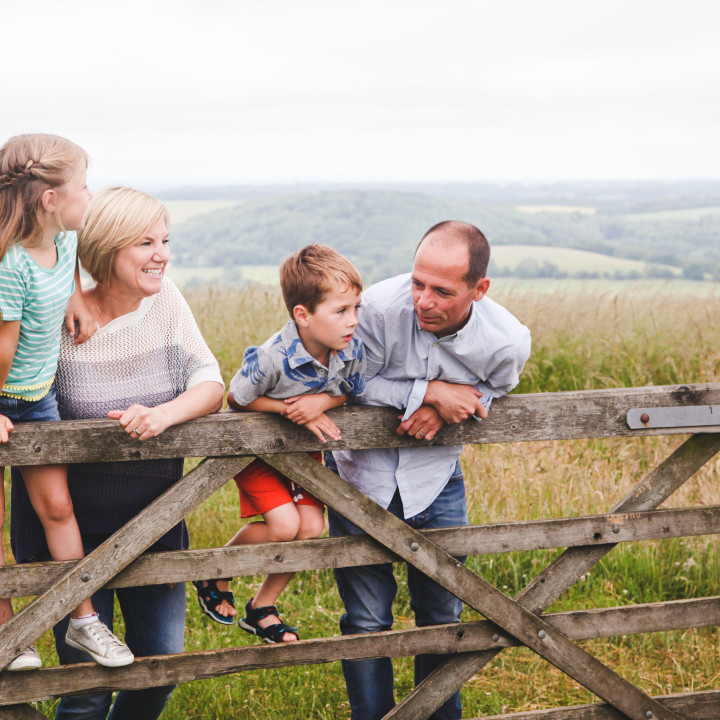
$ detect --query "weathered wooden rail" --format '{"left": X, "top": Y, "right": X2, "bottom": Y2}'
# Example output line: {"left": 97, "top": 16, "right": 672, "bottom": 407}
{"left": 1, "top": 383, "right": 720, "bottom": 720}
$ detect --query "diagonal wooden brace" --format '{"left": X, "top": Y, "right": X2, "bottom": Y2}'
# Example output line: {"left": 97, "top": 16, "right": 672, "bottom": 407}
{"left": 264, "top": 453, "right": 687, "bottom": 720}
{"left": 0, "top": 455, "right": 254, "bottom": 672}
{"left": 384, "top": 433, "right": 720, "bottom": 719}
{"left": 0, "top": 704, "right": 47, "bottom": 719}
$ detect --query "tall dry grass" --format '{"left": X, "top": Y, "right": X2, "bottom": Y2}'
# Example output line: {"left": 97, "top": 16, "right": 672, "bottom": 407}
{"left": 6, "top": 282, "right": 720, "bottom": 718}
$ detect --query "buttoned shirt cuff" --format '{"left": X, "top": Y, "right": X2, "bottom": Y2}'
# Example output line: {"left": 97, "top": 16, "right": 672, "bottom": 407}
{"left": 401, "top": 379, "right": 430, "bottom": 421}
{"left": 361, "top": 375, "right": 415, "bottom": 410}
{"left": 472, "top": 382, "right": 496, "bottom": 421}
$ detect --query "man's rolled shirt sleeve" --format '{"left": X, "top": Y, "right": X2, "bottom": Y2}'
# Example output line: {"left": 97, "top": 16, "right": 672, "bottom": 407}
{"left": 473, "top": 326, "right": 531, "bottom": 417}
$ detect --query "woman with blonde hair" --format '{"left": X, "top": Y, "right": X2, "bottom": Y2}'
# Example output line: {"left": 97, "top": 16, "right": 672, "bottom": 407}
{"left": 11, "top": 186, "right": 224, "bottom": 720}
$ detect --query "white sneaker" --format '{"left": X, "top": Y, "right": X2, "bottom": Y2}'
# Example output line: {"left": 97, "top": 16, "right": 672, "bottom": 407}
{"left": 65, "top": 619, "right": 134, "bottom": 668}
{"left": 7, "top": 645, "right": 42, "bottom": 671}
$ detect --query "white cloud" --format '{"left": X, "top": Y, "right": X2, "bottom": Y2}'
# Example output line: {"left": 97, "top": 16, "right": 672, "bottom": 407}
{"left": 2, "top": 0, "right": 718, "bottom": 185}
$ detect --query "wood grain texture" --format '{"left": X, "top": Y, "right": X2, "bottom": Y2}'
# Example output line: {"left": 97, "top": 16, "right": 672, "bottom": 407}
{"left": 0, "top": 705, "right": 47, "bottom": 719}
{"left": 2, "top": 386, "right": 719, "bottom": 715}
{"left": 265, "top": 453, "right": 684, "bottom": 720}
{"left": 0, "top": 456, "right": 253, "bottom": 672}
{"left": 387, "top": 433, "right": 720, "bottom": 720}
{"left": 2, "top": 384, "right": 720, "bottom": 467}
{"left": 2, "top": 505, "right": 719, "bottom": 598}
{"left": 0, "top": 596, "right": 717, "bottom": 705}
{"left": 477, "top": 690, "right": 720, "bottom": 720}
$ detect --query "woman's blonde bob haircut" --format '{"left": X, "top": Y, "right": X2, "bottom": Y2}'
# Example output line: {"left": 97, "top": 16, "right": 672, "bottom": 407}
{"left": 79, "top": 187, "right": 170, "bottom": 284}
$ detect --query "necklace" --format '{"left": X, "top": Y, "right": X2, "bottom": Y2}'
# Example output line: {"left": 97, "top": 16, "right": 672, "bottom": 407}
{"left": 92, "top": 290, "right": 107, "bottom": 327}
{"left": 95, "top": 301, "right": 105, "bottom": 327}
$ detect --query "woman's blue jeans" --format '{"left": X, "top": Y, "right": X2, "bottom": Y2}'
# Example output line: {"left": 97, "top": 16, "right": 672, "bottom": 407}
{"left": 327, "top": 458, "right": 467, "bottom": 720}
{"left": 51, "top": 542, "right": 186, "bottom": 720}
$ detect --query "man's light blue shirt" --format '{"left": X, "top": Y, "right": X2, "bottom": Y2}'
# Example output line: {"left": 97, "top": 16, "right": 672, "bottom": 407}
{"left": 333, "top": 273, "right": 531, "bottom": 518}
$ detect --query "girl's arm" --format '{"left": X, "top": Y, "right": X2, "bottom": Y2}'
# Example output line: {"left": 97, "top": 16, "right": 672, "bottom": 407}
{"left": 64, "top": 262, "right": 96, "bottom": 345}
{"left": 0, "top": 321, "right": 20, "bottom": 443}
{"left": 107, "top": 381, "right": 224, "bottom": 441}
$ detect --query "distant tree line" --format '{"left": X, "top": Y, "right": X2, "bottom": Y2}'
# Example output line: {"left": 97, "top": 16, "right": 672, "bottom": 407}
{"left": 166, "top": 187, "right": 720, "bottom": 283}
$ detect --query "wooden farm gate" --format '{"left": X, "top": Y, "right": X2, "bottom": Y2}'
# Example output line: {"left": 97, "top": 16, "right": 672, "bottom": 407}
{"left": 2, "top": 383, "right": 720, "bottom": 720}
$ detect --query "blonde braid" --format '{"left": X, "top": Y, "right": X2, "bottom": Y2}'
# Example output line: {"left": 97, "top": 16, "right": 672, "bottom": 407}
{"left": 0, "top": 133, "right": 88, "bottom": 258}
{"left": 0, "top": 160, "right": 43, "bottom": 190}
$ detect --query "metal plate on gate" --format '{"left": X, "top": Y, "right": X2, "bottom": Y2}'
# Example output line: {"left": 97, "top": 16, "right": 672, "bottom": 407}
{"left": 627, "top": 405, "right": 720, "bottom": 429}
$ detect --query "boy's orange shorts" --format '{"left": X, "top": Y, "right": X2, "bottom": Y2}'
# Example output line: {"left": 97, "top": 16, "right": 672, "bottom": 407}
{"left": 233, "top": 453, "right": 325, "bottom": 519}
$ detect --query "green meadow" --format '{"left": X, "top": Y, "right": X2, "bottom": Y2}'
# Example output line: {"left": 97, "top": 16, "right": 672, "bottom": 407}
{"left": 490, "top": 245, "right": 682, "bottom": 276}
{"left": 164, "top": 200, "right": 240, "bottom": 224}
{"left": 5, "top": 283, "right": 720, "bottom": 718}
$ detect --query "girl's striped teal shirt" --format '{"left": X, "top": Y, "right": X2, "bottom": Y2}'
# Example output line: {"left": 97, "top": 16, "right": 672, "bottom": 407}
{"left": 0, "top": 232, "right": 77, "bottom": 399}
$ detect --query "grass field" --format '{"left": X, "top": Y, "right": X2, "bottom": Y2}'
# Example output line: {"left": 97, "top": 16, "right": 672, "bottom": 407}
{"left": 166, "top": 264, "right": 719, "bottom": 299}
{"left": 621, "top": 206, "right": 720, "bottom": 223}
{"left": 164, "top": 200, "right": 240, "bottom": 224}
{"left": 491, "top": 244, "right": 681, "bottom": 276}
{"left": 166, "top": 247, "right": 695, "bottom": 288}
{"left": 515, "top": 205, "right": 597, "bottom": 215}
{"left": 5, "top": 284, "right": 720, "bottom": 718}
{"left": 165, "top": 264, "right": 279, "bottom": 287}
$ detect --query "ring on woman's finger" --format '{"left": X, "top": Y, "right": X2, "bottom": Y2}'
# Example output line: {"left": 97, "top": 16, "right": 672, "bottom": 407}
{"left": 417, "top": 430, "right": 426, "bottom": 438}
{"left": 132, "top": 428, "right": 141, "bottom": 436}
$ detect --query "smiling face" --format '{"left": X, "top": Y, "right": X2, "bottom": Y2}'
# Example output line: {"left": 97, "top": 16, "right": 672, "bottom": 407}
{"left": 109, "top": 219, "right": 170, "bottom": 301}
{"left": 294, "top": 284, "right": 362, "bottom": 365}
{"left": 411, "top": 235, "right": 490, "bottom": 337}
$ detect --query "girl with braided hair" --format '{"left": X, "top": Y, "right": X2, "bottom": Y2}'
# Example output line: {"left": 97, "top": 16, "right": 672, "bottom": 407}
{"left": 0, "top": 134, "right": 134, "bottom": 671}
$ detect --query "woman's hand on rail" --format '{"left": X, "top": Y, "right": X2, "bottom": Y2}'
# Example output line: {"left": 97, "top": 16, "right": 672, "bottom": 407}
{"left": 108, "top": 404, "right": 171, "bottom": 441}
{"left": 107, "top": 382, "right": 224, "bottom": 441}
{"left": 0, "top": 414, "right": 14, "bottom": 443}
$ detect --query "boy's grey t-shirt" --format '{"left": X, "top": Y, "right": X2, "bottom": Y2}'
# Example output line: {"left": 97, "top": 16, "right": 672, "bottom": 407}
{"left": 229, "top": 320, "right": 366, "bottom": 405}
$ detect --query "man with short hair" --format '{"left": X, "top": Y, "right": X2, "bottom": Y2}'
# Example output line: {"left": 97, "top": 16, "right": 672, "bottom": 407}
{"left": 327, "top": 220, "right": 531, "bottom": 720}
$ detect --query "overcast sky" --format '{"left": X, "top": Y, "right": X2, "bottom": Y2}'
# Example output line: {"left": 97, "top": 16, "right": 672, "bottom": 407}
{"left": 2, "top": 0, "right": 718, "bottom": 188}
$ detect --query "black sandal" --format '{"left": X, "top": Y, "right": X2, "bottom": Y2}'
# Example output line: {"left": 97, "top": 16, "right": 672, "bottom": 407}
{"left": 238, "top": 598, "right": 299, "bottom": 643}
{"left": 193, "top": 579, "right": 235, "bottom": 625}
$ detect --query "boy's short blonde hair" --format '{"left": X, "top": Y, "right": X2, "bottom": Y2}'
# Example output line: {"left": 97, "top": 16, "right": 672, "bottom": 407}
{"left": 79, "top": 186, "right": 170, "bottom": 284}
{"left": 279, "top": 244, "right": 362, "bottom": 316}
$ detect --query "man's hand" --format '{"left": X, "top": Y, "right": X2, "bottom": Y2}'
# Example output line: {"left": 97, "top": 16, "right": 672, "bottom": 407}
{"left": 425, "top": 380, "right": 487, "bottom": 423}
{"left": 396, "top": 404, "right": 444, "bottom": 441}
